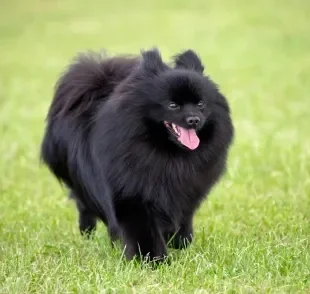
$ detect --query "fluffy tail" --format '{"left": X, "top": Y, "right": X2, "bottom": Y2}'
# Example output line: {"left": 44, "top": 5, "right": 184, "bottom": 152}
{"left": 48, "top": 51, "right": 139, "bottom": 120}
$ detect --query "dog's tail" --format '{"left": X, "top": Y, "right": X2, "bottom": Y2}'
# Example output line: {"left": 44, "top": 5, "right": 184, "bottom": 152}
{"left": 48, "top": 50, "right": 139, "bottom": 120}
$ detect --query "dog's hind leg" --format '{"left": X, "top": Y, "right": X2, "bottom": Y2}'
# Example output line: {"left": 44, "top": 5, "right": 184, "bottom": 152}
{"left": 70, "top": 191, "right": 97, "bottom": 237}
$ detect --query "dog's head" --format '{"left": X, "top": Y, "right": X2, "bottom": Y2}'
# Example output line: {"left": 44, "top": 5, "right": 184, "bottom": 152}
{"left": 124, "top": 48, "right": 227, "bottom": 151}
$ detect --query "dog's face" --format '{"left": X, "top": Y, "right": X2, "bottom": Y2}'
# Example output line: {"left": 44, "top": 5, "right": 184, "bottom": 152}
{"left": 133, "top": 49, "right": 217, "bottom": 151}
{"left": 146, "top": 71, "right": 212, "bottom": 150}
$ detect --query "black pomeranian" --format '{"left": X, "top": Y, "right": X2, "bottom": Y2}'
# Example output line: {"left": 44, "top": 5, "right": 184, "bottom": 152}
{"left": 41, "top": 48, "right": 234, "bottom": 261}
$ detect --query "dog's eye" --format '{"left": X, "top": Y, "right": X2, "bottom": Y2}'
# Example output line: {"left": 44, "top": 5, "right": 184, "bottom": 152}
{"left": 197, "top": 101, "right": 205, "bottom": 109}
{"left": 168, "top": 102, "right": 180, "bottom": 110}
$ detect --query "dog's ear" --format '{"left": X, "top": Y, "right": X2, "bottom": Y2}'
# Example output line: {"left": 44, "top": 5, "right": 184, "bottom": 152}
{"left": 141, "top": 48, "right": 166, "bottom": 76}
{"left": 174, "top": 49, "right": 204, "bottom": 74}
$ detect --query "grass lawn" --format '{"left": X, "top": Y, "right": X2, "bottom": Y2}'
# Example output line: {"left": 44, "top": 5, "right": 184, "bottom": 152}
{"left": 1, "top": 0, "right": 310, "bottom": 292}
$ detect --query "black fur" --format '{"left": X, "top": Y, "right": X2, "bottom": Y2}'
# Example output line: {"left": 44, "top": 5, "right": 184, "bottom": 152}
{"left": 41, "top": 48, "right": 234, "bottom": 262}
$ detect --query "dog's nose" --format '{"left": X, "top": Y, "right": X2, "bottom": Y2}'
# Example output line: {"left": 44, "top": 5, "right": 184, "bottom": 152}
{"left": 186, "top": 116, "right": 200, "bottom": 127}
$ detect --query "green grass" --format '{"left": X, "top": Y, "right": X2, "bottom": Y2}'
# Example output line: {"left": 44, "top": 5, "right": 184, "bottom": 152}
{"left": 1, "top": 0, "right": 310, "bottom": 292}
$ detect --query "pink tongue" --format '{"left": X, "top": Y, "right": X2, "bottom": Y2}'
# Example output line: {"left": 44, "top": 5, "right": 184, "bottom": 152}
{"left": 177, "top": 127, "right": 200, "bottom": 150}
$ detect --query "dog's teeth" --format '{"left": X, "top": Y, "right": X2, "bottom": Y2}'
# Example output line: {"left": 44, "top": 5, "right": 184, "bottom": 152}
{"left": 172, "top": 124, "right": 178, "bottom": 133}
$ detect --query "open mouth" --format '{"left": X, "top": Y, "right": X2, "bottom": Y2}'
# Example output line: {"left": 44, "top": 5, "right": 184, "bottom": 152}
{"left": 164, "top": 121, "right": 200, "bottom": 150}
{"left": 164, "top": 122, "right": 180, "bottom": 137}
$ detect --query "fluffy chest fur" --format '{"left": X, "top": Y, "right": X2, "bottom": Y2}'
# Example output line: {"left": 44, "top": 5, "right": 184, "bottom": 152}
{"left": 93, "top": 122, "right": 225, "bottom": 210}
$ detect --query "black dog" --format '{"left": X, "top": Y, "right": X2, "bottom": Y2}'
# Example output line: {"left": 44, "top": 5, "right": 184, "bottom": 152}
{"left": 41, "top": 48, "right": 234, "bottom": 261}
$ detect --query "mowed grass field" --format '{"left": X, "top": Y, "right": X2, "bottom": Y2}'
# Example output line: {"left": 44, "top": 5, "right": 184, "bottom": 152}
{"left": 1, "top": 0, "right": 310, "bottom": 293}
